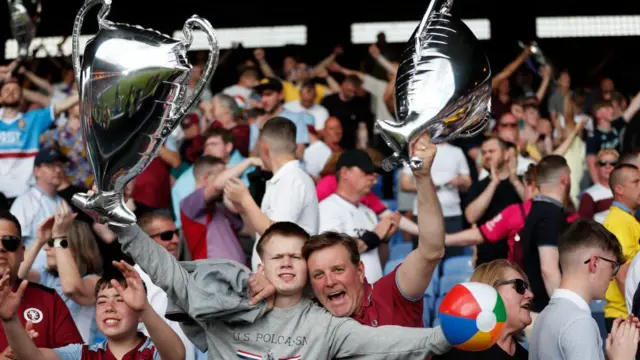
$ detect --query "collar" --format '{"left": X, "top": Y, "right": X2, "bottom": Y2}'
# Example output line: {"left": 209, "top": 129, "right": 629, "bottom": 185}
{"left": 533, "top": 194, "right": 563, "bottom": 208}
{"left": 355, "top": 279, "right": 375, "bottom": 318}
{"left": 267, "top": 160, "right": 299, "bottom": 185}
{"left": 612, "top": 201, "right": 634, "bottom": 215}
{"left": 0, "top": 107, "right": 23, "bottom": 122}
{"left": 551, "top": 289, "right": 590, "bottom": 312}
{"left": 33, "top": 185, "right": 59, "bottom": 201}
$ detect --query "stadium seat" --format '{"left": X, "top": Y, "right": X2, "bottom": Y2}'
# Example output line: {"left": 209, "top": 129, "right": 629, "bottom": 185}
{"left": 389, "top": 242, "right": 413, "bottom": 261}
{"left": 423, "top": 295, "right": 433, "bottom": 327}
{"left": 432, "top": 296, "right": 445, "bottom": 326}
{"left": 460, "top": 246, "right": 474, "bottom": 256}
{"left": 442, "top": 255, "right": 474, "bottom": 276}
{"left": 383, "top": 258, "right": 403, "bottom": 275}
{"left": 438, "top": 274, "right": 471, "bottom": 296}
{"left": 425, "top": 264, "right": 440, "bottom": 298}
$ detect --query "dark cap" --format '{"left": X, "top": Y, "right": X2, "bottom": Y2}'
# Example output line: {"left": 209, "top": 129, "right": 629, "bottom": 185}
{"left": 336, "top": 149, "right": 379, "bottom": 174}
{"left": 181, "top": 113, "right": 199, "bottom": 128}
{"left": 34, "top": 148, "right": 68, "bottom": 167}
{"left": 254, "top": 77, "right": 283, "bottom": 93}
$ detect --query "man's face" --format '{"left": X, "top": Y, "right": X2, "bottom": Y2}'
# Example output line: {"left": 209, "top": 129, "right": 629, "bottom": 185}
{"left": 0, "top": 220, "right": 24, "bottom": 278}
{"left": 595, "top": 105, "right": 614, "bottom": 122}
{"left": 145, "top": 218, "right": 180, "bottom": 259}
{"left": 323, "top": 117, "right": 343, "bottom": 145}
{"left": 601, "top": 78, "right": 614, "bottom": 93}
{"left": 340, "top": 166, "right": 377, "bottom": 196}
{"left": 341, "top": 81, "right": 357, "bottom": 100}
{"left": 300, "top": 86, "right": 316, "bottom": 106}
{"left": 191, "top": 65, "right": 203, "bottom": 82}
{"left": 260, "top": 89, "right": 282, "bottom": 114}
{"left": 523, "top": 107, "right": 539, "bottom": 127}
{"left": 204, "top": 135, "right": 231, "bottom": 160}
{"left": 308, "top": 244, "right": 364, "bottom": 317}
{"left": 558, "top": 72, "right": 570, "bottom": 88}
{"left": 597, "top": 153, "right": 618, "bottom": 184}
{"left": 0, "top": 82, "right": 21, "bottom": 107}
{"left": 293, "top": 63, "right": 311, "bottom": 81}
{"left": 258, "top": 235, "right": 307, "bottom": 297}
{"left": 481, "top": 139, "right": 505, "bottom": 170}
{"left": 35, "top": 161, "right": 65, "bottom": 188}
{"left": 95, "top": 286, "right": 140, "bottom": 339}
{"left": 283, "top": 57, "right": 297, "bottom": 77}
{"left": 497, "top": 113, "right": 519, "bottom": 143}
{"left": 617, "top": 168, "right": 640, "bottom": 209}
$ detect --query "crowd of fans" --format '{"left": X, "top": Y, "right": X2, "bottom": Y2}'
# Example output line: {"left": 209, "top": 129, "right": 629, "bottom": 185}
{"left": 0, "top": 36, "right": 639, "bottom": 359}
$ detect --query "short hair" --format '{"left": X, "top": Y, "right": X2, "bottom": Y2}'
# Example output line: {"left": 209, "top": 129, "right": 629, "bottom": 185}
{"left": 0, "top": 209, "right": 21, "bottom": 238}
{"left": 214, "top": 93, "right": 242, "bottom": 120}
{"left": 523, "top": 163, "right": 538, "bottom": 187}
{"left": 343, "top": 74, "right": 362, "bottom": 87}
{"left": 523, "top": 103, "right": 539, "bottom": 112}
{"left": 483, "top": 136, "right": 510, "bottom": 151}
{"left": 95, "top": 272, "right": 148, "bottom": 297}
{"left": 301, "top": 80, "right": 316, "bottom": 91}
{"left": 256, "top": 222, "right": 309, "bottom": 259}
{"left": 611, "top": 92, "right": 625, "bottom": 105}
{"left": 203, "top": 127, "right": 234, "bottom": 145}
{"left": 536, "top": 155, "right": 569, "bottom": 186}
{"left": 597, "top": 148, "right": 619, "bottom": 160}
{"left": 592, "top": 100, "right": 612, "bottom": 115}
{"left": 302, "top": 231, "right": 360, "bottom": 266}
{"left": 137, "top": 212, "right": 174, "bottom": 235}
{"left": 240, "top": 68, "right": 259, "bottom": 80}
{"left": 609, "top": 164, "right": 640, "bottom": 190}
{"left": 619, "top": 151, "right": 640, "bottom": 165}
{"left": 193, "top": 155, "right": 225, "bottom": 180}
{"left": 558, "top": 219, "right": 624, "bottom": 267}
{"left": 258, "top": 117, "right": 297, "bottom": 155}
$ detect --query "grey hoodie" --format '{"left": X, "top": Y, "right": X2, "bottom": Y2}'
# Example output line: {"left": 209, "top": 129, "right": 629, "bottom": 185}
{"left": 113, "top": 224, "right": 451, "bottom": 359}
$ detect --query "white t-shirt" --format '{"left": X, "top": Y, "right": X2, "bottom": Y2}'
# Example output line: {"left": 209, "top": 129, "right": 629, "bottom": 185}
{"left": 303, "top": 141, "right": 332, "bottom": 178}
{"left": 222, "top": 84, "right": 255, "bottom": 107}
{"left": 135, "top": 265, "right": 197, "bottom": 360}
{"left": 362, "top": 74, "right": 394, "bottom": 133}
{"left": 284, "top": 100, "right": 330, "bottom": 130}
{"left": 626, "top": 251, "right": 640, "bottom": 314}
{"left": 318, "top": 194, "right": 383, "bottom": 283}
{"left": 403, "top": 143, "right": 470, "bottom": 217}
{"left": 251, "top": 160, "right": 319, "bottom": 271}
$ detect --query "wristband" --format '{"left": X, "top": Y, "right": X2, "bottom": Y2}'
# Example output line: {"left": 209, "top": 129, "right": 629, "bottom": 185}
{"left": 53, "top": 237, "right": 69, "bottom": 249}
{"left": 360, "top": 231, "right": 382, "bottom": 251}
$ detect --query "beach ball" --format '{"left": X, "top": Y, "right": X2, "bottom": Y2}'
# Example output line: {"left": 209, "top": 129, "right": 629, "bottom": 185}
{"left": 438, "top": 282, "right": 506, "bottom": 351}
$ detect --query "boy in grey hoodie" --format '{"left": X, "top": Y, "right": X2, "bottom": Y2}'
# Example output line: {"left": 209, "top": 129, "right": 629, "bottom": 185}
{"left": 111, "top": 219, "right": 451, "bottom": 359}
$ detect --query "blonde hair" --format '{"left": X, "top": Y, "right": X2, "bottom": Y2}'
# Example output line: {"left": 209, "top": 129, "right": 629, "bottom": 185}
{"left": 66, "top": 221, "right": 103, "bottom": 276}
{"left": 471, "top": 259, "right": 528, "bottom": 288}
{"left": 597, "top": 148, "right": 619, "bottom": 160}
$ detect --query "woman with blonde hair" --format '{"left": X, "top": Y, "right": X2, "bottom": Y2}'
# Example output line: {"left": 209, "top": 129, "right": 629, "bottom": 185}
{"left": 434, "top": 259, "right": 533, "bottom": 359}
{"left": 18, "top": 202, "right": 103, "bottom": 344}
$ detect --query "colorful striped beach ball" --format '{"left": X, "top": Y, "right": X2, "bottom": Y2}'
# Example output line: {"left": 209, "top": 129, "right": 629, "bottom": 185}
{"left": 438, "top": 282, "right": 506, "bottom": 351}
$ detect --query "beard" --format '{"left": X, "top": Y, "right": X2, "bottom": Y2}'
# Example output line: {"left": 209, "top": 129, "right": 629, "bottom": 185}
{"left": 2, "top": 99, "right": 20, "bottom": 108}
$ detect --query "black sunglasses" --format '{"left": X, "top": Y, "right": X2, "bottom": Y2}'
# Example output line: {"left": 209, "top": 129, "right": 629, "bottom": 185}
{"left": 0, "top": 235, "right": 21, "bottom": 252}
{"left": 584, "top": 256, "right": 620, "bottom": 277}
{"left": 499, "top": 122, "right": 518, "bottom": 128}
{"left": 149, "top": 229, "right": 180, "bottom": 241}
{"left": 494, "top": 278, "right": 530, "bottom": 295}
{"left": 598, "top": 160, "right": 617, "bottom": 167}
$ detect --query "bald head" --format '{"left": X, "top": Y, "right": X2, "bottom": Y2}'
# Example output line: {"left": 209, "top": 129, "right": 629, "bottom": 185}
{"left": 619, "top": 152, "right": 640, "bottom": 167}
{"left": 609, "top": 164, "right": 640, "bottom": 203}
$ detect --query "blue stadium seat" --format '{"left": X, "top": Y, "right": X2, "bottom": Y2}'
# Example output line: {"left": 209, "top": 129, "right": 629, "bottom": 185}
{"left": 590, "top": 300, "right": 607, "bottom": 343}
{"left": 383, "top": 258, "right": 403, "bottom": 275}
{"left": 442, "top": 255, "right": 474, "bottom": 276}
{"left": 389, "top": 242, "right": 413, "bottom": 261}
{"left": 432, "top": 296, "right": 445, "bottom": 326}
{"left": 372, "top": 175, "right": 384, "bottom": 199}
{"left": 460, "top": 246, "right": 474, "bottom": 256}
{"left": 439, "top": 274, "right": 471, "bottom": 296}
{"left": 425, "top": 265, "right": 440, "bottom": 298}
{"left": 423, "top": 295, "right": 434, "bottom": 327}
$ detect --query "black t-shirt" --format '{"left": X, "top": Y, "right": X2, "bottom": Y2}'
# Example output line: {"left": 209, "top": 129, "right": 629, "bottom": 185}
{"left": 321, "top": 93, "right": 373, "bottom": 150}
{"left": 57, "top": 185, "right": 93, "bottom": 225}
{"left": 462, "top": 177, "right": 522, "bottom": 266}
{"left": 433, "top": 341, "right": 528, "bottom": 360}
{"left": 586, "top": 116, "right": 627, "bottom": 155}
{"left": 520, "top": 197, "right": 569, "bottom": 313}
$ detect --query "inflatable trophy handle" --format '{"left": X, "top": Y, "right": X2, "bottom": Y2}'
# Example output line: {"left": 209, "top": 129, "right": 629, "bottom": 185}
{"left": 72, "top": 0, "right": 111, "bottom": 88}
{"left": 174, "top": 16, "right": 220, "bottom": 124}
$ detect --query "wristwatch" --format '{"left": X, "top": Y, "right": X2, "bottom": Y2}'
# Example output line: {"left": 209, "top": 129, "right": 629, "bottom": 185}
{"left": 53, "top": 237, "right": 69, "bottom": 249}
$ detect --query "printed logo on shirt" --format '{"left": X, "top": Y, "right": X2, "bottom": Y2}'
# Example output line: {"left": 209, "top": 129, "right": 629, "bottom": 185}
{"left": 484, "top": 213, "right": 503, "bottom": 232}
{"left": 0, "top": 131, "right": 21, "bottom": 144}
{"left": 236, "top": 349, "right": 301, "bottom": 360}
{"left": 23, "top": 308, "right": 43, "bottom": 324}
{"left": 17, "top": 119, "right": 26, "bottom": 130}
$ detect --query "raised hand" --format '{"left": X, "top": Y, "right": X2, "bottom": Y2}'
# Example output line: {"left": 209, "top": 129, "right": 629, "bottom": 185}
{"left": 35, "top": 216, "right": 54, "bottom": 247}
{"left": 111, "top": 261, "right": 148, "bottom": 313}
{"left": 0, "top": 270, "right": 28, "bottom": 322}
{"left": 606, "top": 318, "right": 639, "bottom": 360}
{"left": 409, "top": 133, "right": 437, "bottom": 178}
{"left": 52, "top": 202, "right": 77, "bottom": 238}
{"left": 247, "top": 273, "right": 276, "bottom": 311}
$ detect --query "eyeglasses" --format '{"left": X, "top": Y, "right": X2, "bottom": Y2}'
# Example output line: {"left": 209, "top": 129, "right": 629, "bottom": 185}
{"left": 598, "top": 160, "right": 617, "bottom": 167}
{"left": 0, "top": 235, "right": 21, "bottom": 252}
{"left": 499, "top": 122, "right": 518, "bottom": 128}
{"left": 584, "top": 256, "right": 620, "bottom": 277}
{"left": 494, "top": 278, "right": 530, "bottom": 295}
{"left": 149, "top": 229, "right": 180, "bottom": 241}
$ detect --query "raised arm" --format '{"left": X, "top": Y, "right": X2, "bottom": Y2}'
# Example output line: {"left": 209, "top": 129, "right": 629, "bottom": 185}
{"left": 253, "top": 49, "right": 276, "bottom": 78}
{"left": 53, "top": 93, "right": 79, "bottom": 117}
{"left": 397, "top": 134, "right": 445, "bottom": 298}
{"left": 465, "top": 177, "right": 500, "bottom": 224}
{"left": 622, "top": 91, "right": 640, "bottom": 122}
{"left": 491, "top": 47, "right": 531, "bottom": 89}
{"left": 18, "top": 67, "right": 54, "bottom": 96}
{"left": 535, "top": 65, "right": 553, "bottom": 104}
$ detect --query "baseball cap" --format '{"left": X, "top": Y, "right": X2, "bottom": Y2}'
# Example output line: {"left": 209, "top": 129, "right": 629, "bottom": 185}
{"left": 181, "top": 113, "right": 199, "bottom": 128}
{"left": 254, "top": 77, "right": 283, "bottom": 93}
{"left": 34, "top": 148, "right": 68, "bottom": 166}
{"left": 336, "top": 149, "right": 380, "bottom": 174}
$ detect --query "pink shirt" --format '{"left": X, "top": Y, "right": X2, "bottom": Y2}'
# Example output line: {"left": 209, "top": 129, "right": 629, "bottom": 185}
{"left": 480, "top": 200, "right": 532, "bottom": 262}
{"left": 315, "top": 175, "right": 387, "bottom": 214}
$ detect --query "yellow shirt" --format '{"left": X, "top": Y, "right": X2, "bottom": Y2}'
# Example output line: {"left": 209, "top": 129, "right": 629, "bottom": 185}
{"left": 282, "top": 81, "right": 328, "bottom": 104}
{"left": 603, "top": 205, "right": 640, "bottom": 319}
{"left": 525, "top": 143, "right": 542, "bottom": 162}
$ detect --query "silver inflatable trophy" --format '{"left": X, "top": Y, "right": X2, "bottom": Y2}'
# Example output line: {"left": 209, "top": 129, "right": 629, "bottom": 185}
{"left": 8, "top": 0, "right": 42, "bottom": 59}
{"left": 519, "top": 40, "right": 552, "bottom": 79}
{"left": 375, "top": 0, "right": 492, "bottom": 171}
{"left": 70, "top": 0, "right": 219, "bottom": 226}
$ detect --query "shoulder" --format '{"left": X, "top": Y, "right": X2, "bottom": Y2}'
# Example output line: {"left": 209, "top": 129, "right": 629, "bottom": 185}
{"left": 319, "top": 195, "right": 339, "bottom": 209}
{"left": 25, "top": 281, "right": 57, "bottom": 295}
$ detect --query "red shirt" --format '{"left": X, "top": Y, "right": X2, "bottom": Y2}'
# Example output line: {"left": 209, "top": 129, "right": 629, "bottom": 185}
{"left": 53, "top": 334, "right": 157, "bottom": 359}
{"left": 132, "top": 158, "right": 171, "bottom": 209}
{"left": 0, "top": 282, "right": 82, "bottom": 352}
{"left": 210, "top": 121, "right": 251, "bottom": 158}
{"left": 352, "top": 265, "right": 423, "bottom": 327}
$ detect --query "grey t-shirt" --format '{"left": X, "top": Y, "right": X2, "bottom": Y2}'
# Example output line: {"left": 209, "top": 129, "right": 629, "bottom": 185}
{"left": 529, "top": 290, "right": 603, "bottom": 360}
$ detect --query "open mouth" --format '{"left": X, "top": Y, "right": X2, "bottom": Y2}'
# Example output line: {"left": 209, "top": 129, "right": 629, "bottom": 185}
{"left": 278, "top": 273, "right": 295, "bottom": 282}
{"left": 520, "top": 302, "right": 531, "bottom": 310}
{"left": 103, "top": 318, "right": 121, "bottom": 326}
{"left": 327, "top": 291, "right": 346, "bottom": 302}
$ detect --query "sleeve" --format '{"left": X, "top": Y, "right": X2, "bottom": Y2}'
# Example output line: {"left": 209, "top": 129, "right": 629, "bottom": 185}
{"left": 52, "top": 343, "right": 84, "bottom": 360}
{"left": 52, "top": 291, "right": 83, "bottom": 346}
{"left": 612, "top": 117, "right": 627, "bottom": 132}
{"left": 558, "top": 317, "right": 604, "bottom": 360}
{"left": 578, "top": 193, "right": 596, "bottom": 220}
{"left": 327, "top": 318, "right": 450, "bottom": 359}
{"left": 390, "top": 268, "right": 423, "bottom": 320}
{"left": 249, "top": 124, "right": 259, "bottom": 152}
{"left": 164, "top": 135, "right": 178, "bottom": 152}
{"left": 112, "top": 225, "right": 267, "bottom": 324}
{"left": 26, "top": 106, "right": 56, "bottom": 135}
{"left": 360, "top": 193, "right": 387, "bottom": 215}
{"left": 315, "top": 107, "right": 329, "bottom": 130}
{"left": 318, "top": 203, "right": 346, "bottom": 233}
{"left": 361, "top": 74, "right": 388, "bottom": 97}
{"left": 268, "top": 179, "right": 307, "bottom": 223}
{"left": 479, "top": 206, "right": 514, "bottom": 243}
{"left": 180, "top": 188, "right": 209, "bottom": 222}
{"left": 586, "top": 134, "right": 601, "bottom": 155}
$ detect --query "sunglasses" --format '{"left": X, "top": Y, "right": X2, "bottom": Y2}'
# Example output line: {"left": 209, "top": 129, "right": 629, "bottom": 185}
{"left": 494, "top": 278, "right": 530, "bottom": 295}
{"left": 584, "top": 256, "right": 620, "bottom": 277}
{"left": 149, "top": 229, "right": 180, "bottom": 241}
{"left": 0, "top": 235, "right": 21, "bottom": 252}
{"left": 598, "top": 160, "right": 617, "bottom": 167}
{"left": 499, "top": 122, "right": 518, "bottom": 128}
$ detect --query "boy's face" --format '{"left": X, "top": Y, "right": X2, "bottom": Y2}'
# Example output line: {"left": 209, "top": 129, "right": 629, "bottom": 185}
{"left": 95, "top": 286, "right": 140, "bottom": 339}
{"left": 258, "top": 235, "right": 308, "bottom": 296}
